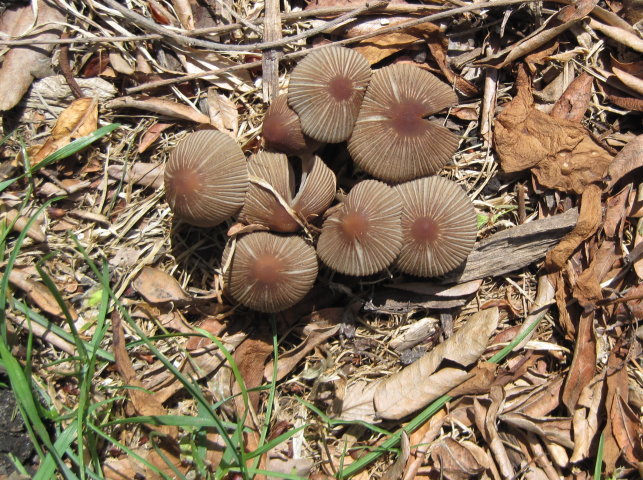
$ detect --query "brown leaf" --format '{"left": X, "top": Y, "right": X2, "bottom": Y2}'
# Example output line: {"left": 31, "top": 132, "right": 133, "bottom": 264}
{"left": 111, "top": 311, "right": 177, "bottom": 439}
{"left": 381, "top": 432, "right": 410, "bottom": 480}
{"left": 31, "top": 98, "right": 99, "bottom": 164}
{"left": 605, "top": 134, "right": 643, "bottom": 191}
{"left": 3, "top": 209, "right": 46, "bottom": 243}
{"left": 9, "top": 269, "right": 77, "bottom": 320}
{"left": 233, "top": 331, "right": 273, "bottom": 413}
{"left": 105, "top": 96, "right": 211, "bottom": 123}
{"left": 570, "top": 374, "right": 604, "bottom": 462}
{"left": 373, "top": 307, "right": 499, "bottom": 420}
{"left": 545, "top": 185, "right": 602, "bottom": 271}
{"left": 0, "top": 0, "right": 65, "bottom": 111}
{"left": 138, "top": 122, "right": 174, "bottom": 153}
{"left": 634, "top": 218, "right": 643, "bottom": 280}
{"left": 494, "top": 66, "right": 613, "bottom": 193}
{"left": 207, "top": 87, "right": 239, "bottom": 136}
{"left": 107, "top": 162, "right": 165, "bottom": 190}
{"left": 431, "top": 437, "right": 486, "bottom": 480}
{"left": 501, "top": 413, "right": 574, "bottom": 449}
{"left": 131, "top": 267, "right": 192, "bottom": 304}
{"left": 264, "top": 307, "right": 344, "bottom": 382}
{"left": 549, "top": 72, "right": 594, "bottom": 122}
{"left": 573, "top": 239, "right": 620, "bottom": 308}
{"left": 601, "top": 81, "right": 643, "bottom": 111}
{"left": 562, "top": 311, "right": 596, "bottom": 413}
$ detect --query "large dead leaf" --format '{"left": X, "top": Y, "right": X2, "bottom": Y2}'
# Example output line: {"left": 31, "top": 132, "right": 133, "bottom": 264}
{"left": 430, "top": 437, "right": 487, "bottom": 480}
{"left": 373, "top": 307, "right": 499, "bottom": 420}
{"left": 31, "top": 98, "right": 99, "bottom": 164}
{"left": 545, "top": 185, "right": 602, "bottom": 271}
{"left": 0, "top": 0, "right": 65, "bottom": 111}
{"left": 494, "top": 66, "right": 613, "bottom": 194}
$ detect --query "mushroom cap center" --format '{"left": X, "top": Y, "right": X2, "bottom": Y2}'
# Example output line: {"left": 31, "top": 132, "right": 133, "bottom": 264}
{"left": 328, "top": 75, "right": 354, "bottom": 101}
{"left": 388, "top": 100, "right": 426, "bottom": 137}
{"left": 170, "top": 168, "right": 202, "bottom": 199}
{"left": 340, "top": 212, "right": 370, "bottom": 240}
{"left": 262, "top": 114, "right": 289, "bottom": 143}
{"left": 411, "top": 217, "right": 440, "bottom": 243}
{"left": 250, "top": 254, "right": 284, "bottom": 285}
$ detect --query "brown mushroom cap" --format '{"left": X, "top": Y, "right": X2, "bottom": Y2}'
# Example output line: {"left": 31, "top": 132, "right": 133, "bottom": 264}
{"left": 239, "top": 152, "right": 336, "bottom": 232}
{"left": 395, "top": 176, "right": 476, "bottom": 277}
{"left": 348, "top": 63, "right": 459, "bottom": 182}
{"left": 262, "top": 94, "right": 318, "bottom": 154}
{"left": 288, "top": 46, "right": 371, "bottom": 143}
{"left": 317, "top": 180, "right": 402, "bottom": 276}
{"left": 164, "top": 130, "right": 248, "bottom": 227}
{"left": 223, "top": 232, "right": 318, "bottom": 312}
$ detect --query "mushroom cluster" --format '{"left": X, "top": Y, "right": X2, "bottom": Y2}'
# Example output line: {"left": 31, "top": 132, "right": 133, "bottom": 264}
{"left": 164, "top": 46, "right": 477, "bottom": 313}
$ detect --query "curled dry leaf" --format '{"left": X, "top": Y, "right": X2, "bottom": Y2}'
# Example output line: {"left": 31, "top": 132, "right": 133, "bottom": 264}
{"left": 207, "top": 87, "right": 238, "bottom": 136}
{"left": 0, "top": 0, "right": 65, "bottom": 111}
{"left": 131, "top": 267, "right": 192, "bottom": 304}
{"left": 380, "top": 431, "right": 409, "bottom": 480}
{"left": 430, "top": 437, "right": 486, "bottom": 480}
{"left": 549, "top": 72, "right": 593, "bottom": 122}
{"left": 138, "top": 122, "right": 174, "bottom": 153}
{"left": 9, "top": 269, "right": 78, "bottom": 320}
{"left": 108, "top": 162, "right": 165, "bottom": 189}
{"left": 494, "top": 66, "right": 613, "bottom": 194}
{"left": 605, "top": 134, "right": 643, "bottom": 191}
{"left": 373, "top": 307, "right": 499, "bottom": 420}
{"left": 31, "top": 97, "right": 99, "bottom": 165}
{"left": 106, "top": 96, "right": 210, "bottom": 124}
{"left": 545, "top": 185, "right": 602, "bottom": 272}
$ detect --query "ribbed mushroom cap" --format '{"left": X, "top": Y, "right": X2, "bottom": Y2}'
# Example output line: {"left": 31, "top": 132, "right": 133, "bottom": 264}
{"left": 288, "top": 46, "right": 371, "bottom": 143}
{"left": 223, "top": 232, "right": 318, "bottom": 312}
{"left": 239, "top": 152, "right": 336, "bottom": 232}
{"left": 348, "top": 63, "right": 459, "bottom": 182}
{"left": 317, "top": 180, "right": 402, "bottom": 276}
{"left": 262, "top": 94, "right": 318, "bottom": 154}
{"left": 165, "top": 130, "right": 248, "bottom": 227}
{"left": 395, "top": 176, "right": 476, "bottom": 277}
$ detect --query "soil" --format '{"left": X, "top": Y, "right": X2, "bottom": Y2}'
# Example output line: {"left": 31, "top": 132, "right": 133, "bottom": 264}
{"left": 0, "top": 388, "right": 34, "bottom": 476}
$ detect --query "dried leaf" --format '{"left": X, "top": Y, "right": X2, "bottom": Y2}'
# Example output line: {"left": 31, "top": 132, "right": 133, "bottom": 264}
{"left": 207, "top": 88, "right": 238, "bottom": 136}
{"left": 373, "top": 307, "right": 499, "bottom": 420}
{"left": 9, "top": 269, "right": 77, "bottom": 320}
{"left": 605, "top": 134, "right": 643, "bottom": 191}
{"left": 233, "top": 331, "right": 273, "bottom": 413}
{"left": 431, "top": 437, "right": 486, "bottom": 480}
{"left": 131, "top": 267, "right": 191, "bottom": 304}
{"left": 108, "top": 162, "right": 165, "bottom": 189}
{"left": 172, "top": 0, "right": 195, "bottom": 30}
{"left": 138, "top": 122, "right": 174, "bottom": 153}
{"left": 31, "top": 98, "right": 99, "bottom": 164}
{"left": 179, "top": 49, "right": 252, "bottom": 92}
{"left": 265, "top": 307, "right": 344, "bottom": 381}
{"left": 494, "top": 67, "right": 613, "bottom": 193}
{"left": 0, "top": 0, "right": 65, "bottom": 111}
{"left": 549, "top": 72, "right": 594, "bottom": 122}
{"left": 570, "top": 374, "right": 604, "bottom": 462}
{"left": 351, "top": 21, "right": 436, "bottom": 65}
{"left": 381, "top": 432, "right": 410, "bottom": 480}
{"left": 337, "top": 380, "right": 378, "bottom": 422}
{"left": 106, "top": 96, "right": 211, "bottom": 123}
{"left": 545, "top": 185, "right": 602, "bottom": 271}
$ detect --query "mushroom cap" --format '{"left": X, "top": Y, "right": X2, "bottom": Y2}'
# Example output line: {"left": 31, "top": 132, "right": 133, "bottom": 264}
{"left": 395, "top": 176, "right": 476, "bottom": 277}
{"left": 262, "top": 94, "right": 318, "bottom": 154}
{"left": 348, "top": 63, "right": 459, "bottom": 182}
{"left": 239, "top": 152, "right": 336, "bottom": 232}
{"left": 317, "top": 180, "right": 402, "bottom": 276}
{"left": 223, "top": 232, "right": 318, "bottom": 312}
{"left": 165, "top": 130, "right": 248, "bottom": 227}
{"left": 288, "top": 46, "right": 371, "bottom": 143}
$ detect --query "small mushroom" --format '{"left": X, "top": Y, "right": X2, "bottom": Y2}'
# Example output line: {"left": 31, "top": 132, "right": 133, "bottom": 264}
{"left": 288, "top": 46, "right": 371, "bottom": 143}
{"left": 395, "top": 176, "right": 476, "bottom": 277}
{"left": 348, "top": 63, "right": 459, "bottom": 182}
{"left": 223, "top": 232, "right": 318, "bottom": 312}
{"left": 262, "top": 94, "right": 319, "bottom": 154}
{"left": 317, "top": 180, "right": 402, "bottom": 276}
{"left": 164, "top": 130, "right": 248, "bottom": 227}
{"left": 239, "top": 152, "right": 336, "bottom": 232}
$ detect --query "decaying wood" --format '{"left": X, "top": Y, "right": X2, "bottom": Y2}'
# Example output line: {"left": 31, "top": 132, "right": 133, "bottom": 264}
{"left": 444, "top": 208, "right": 579, "bottom": 284}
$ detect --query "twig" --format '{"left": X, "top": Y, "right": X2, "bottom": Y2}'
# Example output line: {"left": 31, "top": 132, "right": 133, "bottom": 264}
{"left": 126, "top": 0, "right": 541, "bottom": 94}
{"left": 58, "top": 32, "right": 84, "bottom": 99}
{"left": 262, "top": 0, "right": 282, "bottom": 101}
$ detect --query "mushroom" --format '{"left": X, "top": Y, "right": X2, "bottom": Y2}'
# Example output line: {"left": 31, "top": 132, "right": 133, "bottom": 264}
{"left": 262, "top": 94, "right": 319, "bottom": 155}
{"left": 239, "top": 151, "right": 336, "bottom": 232}
{"left": 288, "top": 46, "right": 371, "bottom": 143}
{"left": 164, "top": 130, "right": 248, "bottom": 227}
{"left": 223, "top": 231, "right": 318, "bottom": 312}
{"left": 395, "top": 176, "right": 476, "bottom": 277}
{"left": 348, "top": 63, "right": 459, "bottom": 182}
{"left": 316, "top": 180, "right": 402, "bottom": 276}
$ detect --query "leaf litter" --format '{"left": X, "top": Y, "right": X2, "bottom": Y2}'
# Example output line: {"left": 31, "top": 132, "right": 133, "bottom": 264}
{"left": 0, "top": 0, "right": 642, "bottom": 479}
